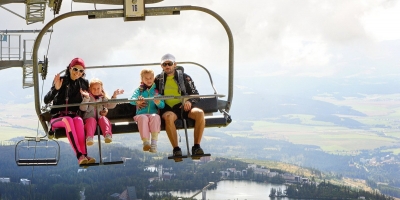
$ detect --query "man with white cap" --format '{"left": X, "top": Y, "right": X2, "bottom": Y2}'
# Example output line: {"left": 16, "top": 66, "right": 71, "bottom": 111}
{"left": 155, "top": 53, "right": 206, "bottom": 162}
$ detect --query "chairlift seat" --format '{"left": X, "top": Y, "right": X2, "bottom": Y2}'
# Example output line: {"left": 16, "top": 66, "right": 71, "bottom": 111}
{"left": 46, "top": 97, "right": 230, "bottom": 139}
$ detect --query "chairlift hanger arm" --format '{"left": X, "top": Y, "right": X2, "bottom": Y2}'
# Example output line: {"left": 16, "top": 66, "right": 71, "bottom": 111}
{"left": 33, "top": 5, "right": 234, "bottom": 134}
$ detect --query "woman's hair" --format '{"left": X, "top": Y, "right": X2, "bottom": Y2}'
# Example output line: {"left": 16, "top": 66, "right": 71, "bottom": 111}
{"left": 89, "top": 78, "right": 108, "bottom": 98}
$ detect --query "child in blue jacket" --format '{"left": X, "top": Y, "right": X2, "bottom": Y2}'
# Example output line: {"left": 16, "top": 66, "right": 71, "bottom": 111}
{"left": 130, "top": 69, "right": 165, "bottom": 153}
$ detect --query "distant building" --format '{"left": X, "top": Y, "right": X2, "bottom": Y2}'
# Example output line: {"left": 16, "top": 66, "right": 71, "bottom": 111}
{"left": 162, "top": 172, "right": 173, "bottom": 180}
{"left": 248, "top": 164, "right": 257, "bottom": 169}
{"left": 253, "top": 168, "right": 270, "bottom": 175}
{"left": 282, "top": 173, "right": 296, "bottom": 183}
{"left": 119, "top": 186, "right": 140, "bottom": 200}
{"left": 0, "top": 177, "right": 10, "bottom": 183}
{"left": 20, "top": 179, "right": 30, "bottom": 185}
{"left": 227, "top": 168, "right": 236, "bottom": 173}
{"left": 268, "top": 172, "right": 279, "bottom": 177}
{"left": 235, "top": 171, "right": 242, "bottom": 176}
{"left": 220, "top": 171, "right": 230, "bottom": 177}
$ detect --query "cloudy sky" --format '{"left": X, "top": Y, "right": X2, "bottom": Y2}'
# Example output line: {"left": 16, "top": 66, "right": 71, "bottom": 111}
{"left": 2, "top": 0, "right": 400, "bottom": 94}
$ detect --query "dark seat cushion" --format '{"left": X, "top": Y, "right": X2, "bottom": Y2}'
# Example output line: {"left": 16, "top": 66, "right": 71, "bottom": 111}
{"left": 48, "top": 97, "right": 229, "bottom": 138}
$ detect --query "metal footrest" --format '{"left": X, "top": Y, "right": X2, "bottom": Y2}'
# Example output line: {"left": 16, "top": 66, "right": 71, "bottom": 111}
{"left": 79, "top": 160, "right": 123, "bottom": 167}
{"left": 17, "top": 158, "right": 58, "bottom": 166}
{"left": 167, "top": 155, "right": 188, "bottom": 159}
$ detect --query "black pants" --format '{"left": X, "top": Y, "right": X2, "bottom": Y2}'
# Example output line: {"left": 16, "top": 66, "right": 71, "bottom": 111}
{"left": 160, "top": 103, "right": 189, "bottom": 119}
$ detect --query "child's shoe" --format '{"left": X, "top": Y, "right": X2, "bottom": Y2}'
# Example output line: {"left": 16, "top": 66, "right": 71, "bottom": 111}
{"left": 86, "top": 156, "right": 96, "bottom": 164}
{"left": 150, "top": 140, "right": 157, "bottom": 153}
{"left": 86, "top": 137, "right": 94, "bottom": 146}
{"left": 105, "top": 134, "right": 112, "bottom": 143}
{"left": 149, "top": 144, "right": 157, "bottom": 153}
{"left": 143, "top": 141, "right": 151, "bottom": 151}
{"left": 78, "top": 155, "right": 88, "bottom": 165}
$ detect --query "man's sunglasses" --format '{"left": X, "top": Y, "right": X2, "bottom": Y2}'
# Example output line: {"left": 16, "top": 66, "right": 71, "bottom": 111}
{"left": 72, "top": 67, "right": 85, "bottom": 73}
{"left": 162, "top": 62, "right": 174, "bottom": 67}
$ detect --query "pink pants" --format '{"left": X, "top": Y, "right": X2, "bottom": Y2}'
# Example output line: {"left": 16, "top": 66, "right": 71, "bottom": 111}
{"left": 50, "top": 116, "right": 86, "bottom": 158}
{"left": 84, "top": 117, "right": 112, "bottom": 138}
{"left": 134, "top": 114, "right": 161, "bottom": 140}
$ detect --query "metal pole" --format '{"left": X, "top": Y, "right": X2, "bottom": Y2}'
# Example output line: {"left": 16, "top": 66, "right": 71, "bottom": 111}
{"left": 0, "top": 30, "right": 53, "bottom": 33}
{"left": 33, "top": 11, "right": 88, "bottom": 133}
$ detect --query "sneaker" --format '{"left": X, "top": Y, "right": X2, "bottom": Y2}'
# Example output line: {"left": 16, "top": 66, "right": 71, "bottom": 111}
{"left": 86, "top": 156, "right": 96, "bottom": 164}
{"left": 78, "top": 155, "right": 88, "bottom": 165}
{"left": 173, "top": 147, "right": 182, "bottom": 157}
{"left": 173, "top": 147, "right": 183, "bottom": 162}
{"left": 192, "top": 145, "right": 204, "bottom": 155}
{"left": 149, "top": 144, "right": 157, "bottom": 153}
{"left": 86, "top": 137, "right": 94, "bottom": 146}
{"left": 143, "top": 141, "right": 151, "bottom": 151}
{"left": 105, "top": 134, "right": 112, "bottom": 143}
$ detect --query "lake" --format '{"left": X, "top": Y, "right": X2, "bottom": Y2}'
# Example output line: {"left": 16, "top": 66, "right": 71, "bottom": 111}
{"left": 167, "top": 180, "right": 293, "bottom": 200}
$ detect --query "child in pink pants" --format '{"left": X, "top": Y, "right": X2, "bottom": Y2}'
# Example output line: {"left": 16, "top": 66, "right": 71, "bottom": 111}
{"left": 130, "top": 69, "right": 165, "bottom": 153}
{"left": 81, "top": 78, "right": 124, "bottom": 146}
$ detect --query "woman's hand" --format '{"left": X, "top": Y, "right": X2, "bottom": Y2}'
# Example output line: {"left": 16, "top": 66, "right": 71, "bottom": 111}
{"left": 80, "top": 89, "right": 90, "bottom": 99}
{"left": 54, "top": 73, "right": 63, "bottom": 90}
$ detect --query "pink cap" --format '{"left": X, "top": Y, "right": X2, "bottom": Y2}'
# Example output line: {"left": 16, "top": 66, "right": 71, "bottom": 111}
{"left": 69, "top": 58, "right": 85, "bottom": 69}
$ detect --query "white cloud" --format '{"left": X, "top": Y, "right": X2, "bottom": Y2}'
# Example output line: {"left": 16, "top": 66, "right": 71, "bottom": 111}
{"left": 2, "top": 0, "right": 400, "bottom": 79}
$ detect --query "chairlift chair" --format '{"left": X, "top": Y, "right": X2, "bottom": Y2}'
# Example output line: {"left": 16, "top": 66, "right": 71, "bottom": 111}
{"left": 23, "top": 1, "right": 234, "bottom": 166}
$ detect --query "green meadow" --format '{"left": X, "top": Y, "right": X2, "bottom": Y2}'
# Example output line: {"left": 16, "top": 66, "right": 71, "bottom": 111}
{"left": 225, "top": 94, "right": 400, "bottom": 154}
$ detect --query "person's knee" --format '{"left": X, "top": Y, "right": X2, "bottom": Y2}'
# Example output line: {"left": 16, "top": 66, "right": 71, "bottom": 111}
{"left": 163, "top": 112, "right": 177, "bottom": 122}
{"left": 190, "top": 108, "right": 204, "bottom": 119}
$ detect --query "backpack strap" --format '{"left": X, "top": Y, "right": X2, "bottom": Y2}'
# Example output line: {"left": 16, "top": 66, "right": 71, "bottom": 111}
{"left": 158, "top": 72, "right": 165, "bottom": 95}
{"left": 176, "top": 69, "right": 186, "bottom": 95}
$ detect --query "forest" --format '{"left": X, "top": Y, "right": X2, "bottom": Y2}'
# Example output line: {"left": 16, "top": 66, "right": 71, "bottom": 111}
{"left": 1, "top": 143, "right": 396, "bottom": 200}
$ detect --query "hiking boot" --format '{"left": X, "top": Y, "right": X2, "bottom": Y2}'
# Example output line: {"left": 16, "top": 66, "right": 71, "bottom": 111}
{"left": 105, "top": 134, "right": 112, "bottom": 143}
{"left": 86, "top": 156, "right": 96, "bottom": 164}
{"left": 86, "top": 137, "right": 94, "bottom": 146}
{"left": 78, "top": 155, "right": 88, "bottom": 165}
{"left": 143, "top": 141, "right": 151, "bottom": 151}
{"left": 149, "top": 144, "right": 157, "bottom": 153}
{"left": 192, "top": 145, "right": 204, "bottom": 156}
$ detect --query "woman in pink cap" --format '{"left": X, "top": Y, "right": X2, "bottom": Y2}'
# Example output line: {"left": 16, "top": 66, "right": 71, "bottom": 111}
{"left": 44, "top": 57, "right": 95, "bottom": 165}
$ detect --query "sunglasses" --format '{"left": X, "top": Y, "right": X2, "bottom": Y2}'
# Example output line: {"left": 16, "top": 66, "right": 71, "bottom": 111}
{"left": 72, "top": 67, "right": 85, "bottom": 73}
{"left": 162, "top": 62, "right": 174, "bottom": 67}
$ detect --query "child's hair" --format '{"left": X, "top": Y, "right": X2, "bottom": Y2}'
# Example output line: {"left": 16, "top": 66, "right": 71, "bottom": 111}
{"left": 139, "top": 69, "right": 155, "bottom": 93}
{"left": 140, "top": 68, "right": 154, "bottom": 79}
{"left": 89, "top": 78, "right": 109, "bottom": 98}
